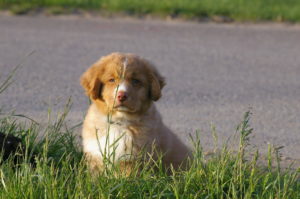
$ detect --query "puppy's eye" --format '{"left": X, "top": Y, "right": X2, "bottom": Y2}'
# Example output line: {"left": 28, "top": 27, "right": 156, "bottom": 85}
{"left": 108, "top": 78, "right": 115, "bottom": 83}
{"left": 132, "top": 79, "right": 141, "bottom": 85}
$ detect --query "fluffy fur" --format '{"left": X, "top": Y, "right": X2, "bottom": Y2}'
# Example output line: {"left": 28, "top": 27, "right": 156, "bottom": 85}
{"left": 80, "top": 52, "right": 190, "bottom": 174}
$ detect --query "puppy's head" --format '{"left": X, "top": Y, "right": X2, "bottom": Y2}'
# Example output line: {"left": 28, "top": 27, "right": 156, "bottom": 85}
{"left": 80, "top": 53, "right": 165, "bottom": 115}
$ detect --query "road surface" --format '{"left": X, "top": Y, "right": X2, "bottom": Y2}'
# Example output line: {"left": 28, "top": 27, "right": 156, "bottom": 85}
{"left": 0, "top": 15, "right": 300, "bottom": 164}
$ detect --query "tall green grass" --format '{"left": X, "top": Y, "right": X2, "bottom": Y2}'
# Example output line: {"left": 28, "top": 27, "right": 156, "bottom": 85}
{"left": 1, "top": 0, "right": 300, "bottom": 22}
{"left": 0, "top": 109, "right": 299, "bottom": 198}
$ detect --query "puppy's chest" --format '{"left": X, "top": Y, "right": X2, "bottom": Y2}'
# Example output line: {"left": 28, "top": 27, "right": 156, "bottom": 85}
{"left": 91, "top": 123, "right": 151, "bottom": 161}
{"left": 102, "top": 123, "right": 150, "bottom": 147}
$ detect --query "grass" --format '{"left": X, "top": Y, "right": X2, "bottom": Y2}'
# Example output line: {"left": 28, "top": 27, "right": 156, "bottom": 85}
{"left": 0, "top": 107, "right": 300, "bottom": 198}
{"left": 0, "top": 0, "right": 300, "bottom": 22}
{"left": 0, "top": 67, "right": 299, "bottom": 198}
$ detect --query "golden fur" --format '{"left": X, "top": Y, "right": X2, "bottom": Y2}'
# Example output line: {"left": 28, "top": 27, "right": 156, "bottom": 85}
{"left": 80, "top": 52, "right": 190, "bottom": 174}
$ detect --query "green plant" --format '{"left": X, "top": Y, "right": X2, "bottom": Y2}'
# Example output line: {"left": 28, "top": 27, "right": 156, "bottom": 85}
{"left": 0, "top": 108, "right": 298, "bottom": 198}
{"left": 1, "top": 0, "right": 300, "bottom": 22}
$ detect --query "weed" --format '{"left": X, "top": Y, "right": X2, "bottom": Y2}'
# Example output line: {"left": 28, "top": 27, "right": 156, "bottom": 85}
{"left": 1, "top": 0, "right": 300, "bottom": 22}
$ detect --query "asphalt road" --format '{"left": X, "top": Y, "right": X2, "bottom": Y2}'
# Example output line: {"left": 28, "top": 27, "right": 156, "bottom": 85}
{"left": 0, "top": 15, "right": 300, "bottom": 163}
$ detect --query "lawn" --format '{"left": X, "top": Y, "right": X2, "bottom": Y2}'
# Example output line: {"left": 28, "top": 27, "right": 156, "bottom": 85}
{"left": 0, "top": 67, "right": 299, "bottom": 198}
{"left": 1, "top": 0, "right": 300, "bottom": 22}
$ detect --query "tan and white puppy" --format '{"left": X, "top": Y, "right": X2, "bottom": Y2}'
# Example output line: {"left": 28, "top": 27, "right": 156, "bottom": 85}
{"left": 80, "top": 52, "right": 190, "bottom": 174}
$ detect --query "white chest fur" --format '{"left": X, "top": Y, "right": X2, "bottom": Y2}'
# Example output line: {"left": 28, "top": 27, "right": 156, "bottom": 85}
{"left": 83, "top": 124, "right": 136, "bottom": 163}
{"left": 82, "top": 104, "right": 159, "bottom": 165}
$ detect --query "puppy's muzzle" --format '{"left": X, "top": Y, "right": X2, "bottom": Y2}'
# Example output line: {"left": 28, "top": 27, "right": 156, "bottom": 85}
{"left": 117, "top": 91, "right": 128, "bottom": 102}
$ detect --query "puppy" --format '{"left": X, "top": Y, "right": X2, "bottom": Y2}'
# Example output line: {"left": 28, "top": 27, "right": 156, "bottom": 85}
{"left": 0, "top": 132, "right": 36, "bottom": 165}
{"left": 0, "top": 132, "right": 22, "bottom": 163}
{"left": 80, "top": 52, "right": 190, "bottom": 174}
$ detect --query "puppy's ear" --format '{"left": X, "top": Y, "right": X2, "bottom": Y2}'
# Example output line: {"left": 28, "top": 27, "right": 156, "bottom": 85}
{"left": 150, "top": 69, "right": 165, "bottom": 101}
{"left": 80, "top": 65, "right": 103, "bottom": 100}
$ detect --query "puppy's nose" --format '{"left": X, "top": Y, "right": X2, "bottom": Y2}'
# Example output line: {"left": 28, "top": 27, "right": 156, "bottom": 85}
{"left": 117, "top": 91, "right": 128, "bottom": 102}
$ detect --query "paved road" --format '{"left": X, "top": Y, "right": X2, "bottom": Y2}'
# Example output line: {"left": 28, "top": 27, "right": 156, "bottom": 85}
{"left": 0, "top": 15, "right": 300, "bottom": 163}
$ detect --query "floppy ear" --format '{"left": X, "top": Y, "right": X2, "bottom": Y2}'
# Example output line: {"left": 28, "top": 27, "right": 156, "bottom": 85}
{"left": 150, "top": 70, "right": 166, "bottom": 101}
{"left": 80, "top": 65, "right": 103, "bottom": 100}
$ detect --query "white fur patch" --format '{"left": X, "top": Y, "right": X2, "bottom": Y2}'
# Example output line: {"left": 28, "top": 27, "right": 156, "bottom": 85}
{"left": 84, "top": 126, "right": 134, "bottom": 162}
{"left": 115, "top": 82, "right": 127, "bottom": 93}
